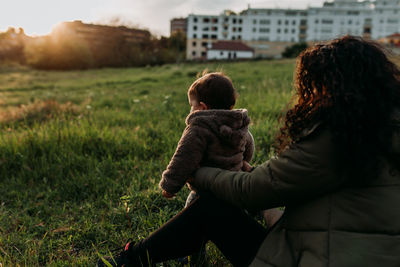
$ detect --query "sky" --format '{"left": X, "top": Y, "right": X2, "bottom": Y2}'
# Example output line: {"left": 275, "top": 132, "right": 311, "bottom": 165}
{"left": 1, "top": 0, "right": 326, "bottom": 37}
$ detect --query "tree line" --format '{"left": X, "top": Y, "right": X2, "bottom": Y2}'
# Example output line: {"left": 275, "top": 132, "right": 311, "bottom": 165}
{"left": 0, "top": 26, "right": 186, "bottom": 70}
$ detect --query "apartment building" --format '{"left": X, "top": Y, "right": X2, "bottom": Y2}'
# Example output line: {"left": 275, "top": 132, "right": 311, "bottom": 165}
{"left": 186, "top": 0, "right": 400, "bottom": 60}
{"left": 55, "top": 20, "right": 151, "bottom": 47}
{"left": 170, "top": 18, "right": 187, "bottom": 35}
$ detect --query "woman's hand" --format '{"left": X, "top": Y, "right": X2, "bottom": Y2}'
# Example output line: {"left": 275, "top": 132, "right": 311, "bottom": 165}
{"left": 242, "top": 160, "right": 254, "bottom": 172}
{"left": 162, "top": 190, "right": 175, "bottom": 199}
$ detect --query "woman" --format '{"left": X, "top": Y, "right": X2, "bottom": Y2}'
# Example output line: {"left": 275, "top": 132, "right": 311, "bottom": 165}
{"left": 98, "top": 36, "right": 400, "bottom": 267}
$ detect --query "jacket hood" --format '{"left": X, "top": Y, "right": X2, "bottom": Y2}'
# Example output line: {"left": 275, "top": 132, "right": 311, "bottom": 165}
{"left": 186, "top": 109, "right": 250, "bottom": 145}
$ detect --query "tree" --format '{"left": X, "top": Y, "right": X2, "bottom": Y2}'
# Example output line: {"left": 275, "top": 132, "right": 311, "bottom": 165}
{"left": 282, "top": 42, "right": 308, "bottom": 58}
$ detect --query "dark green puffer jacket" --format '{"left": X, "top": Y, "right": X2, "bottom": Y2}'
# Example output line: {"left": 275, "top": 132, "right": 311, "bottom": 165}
{"left": 194, "top": 116, "right": 400, "bottom": 267}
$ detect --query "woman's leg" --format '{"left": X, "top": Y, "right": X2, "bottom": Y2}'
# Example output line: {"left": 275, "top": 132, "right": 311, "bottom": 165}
{"left": 126, "top": 192, "right": 268, "bottom": 267}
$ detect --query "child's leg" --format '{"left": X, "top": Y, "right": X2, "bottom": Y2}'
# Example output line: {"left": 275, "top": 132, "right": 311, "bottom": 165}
{"left": 126, "top": 192, "right": 268, "bottom": 266}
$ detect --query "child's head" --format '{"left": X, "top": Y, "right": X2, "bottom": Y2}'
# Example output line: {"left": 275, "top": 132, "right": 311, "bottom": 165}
{"left": 188, "top": 72, "right": 238, "bottom": 111}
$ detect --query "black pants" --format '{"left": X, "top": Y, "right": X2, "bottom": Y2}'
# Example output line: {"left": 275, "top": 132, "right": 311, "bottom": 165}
{"left": 127, "top": 192, "right": 268, "bottom": 267}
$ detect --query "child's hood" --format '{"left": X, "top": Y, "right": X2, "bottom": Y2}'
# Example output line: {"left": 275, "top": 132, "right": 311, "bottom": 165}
{"left": 185, "top": 109, "right": 250, "bottom": 144}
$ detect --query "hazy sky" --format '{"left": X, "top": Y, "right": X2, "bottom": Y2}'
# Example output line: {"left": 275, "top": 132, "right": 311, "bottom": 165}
{"left": 1, "top": 0, "right": 326, "bottom": 36}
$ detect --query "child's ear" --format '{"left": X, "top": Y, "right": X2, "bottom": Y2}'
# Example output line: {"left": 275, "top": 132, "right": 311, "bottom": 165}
{"left": 199, "top": 102, "right": 209, "bottom": 110}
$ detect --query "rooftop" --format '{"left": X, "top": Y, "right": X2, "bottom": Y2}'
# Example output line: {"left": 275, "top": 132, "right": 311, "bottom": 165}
{"left": 209, "top": 41, "right": 254, "bottom": 51}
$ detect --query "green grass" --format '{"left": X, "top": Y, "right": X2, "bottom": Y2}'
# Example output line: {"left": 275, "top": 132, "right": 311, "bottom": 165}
{"left": 0, "top": 59, "right": 296, "bottom": 266}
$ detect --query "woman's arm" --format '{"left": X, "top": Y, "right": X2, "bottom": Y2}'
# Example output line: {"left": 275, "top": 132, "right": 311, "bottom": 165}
{"left": 193, "top": 127, "right": 345, "bottom": 211}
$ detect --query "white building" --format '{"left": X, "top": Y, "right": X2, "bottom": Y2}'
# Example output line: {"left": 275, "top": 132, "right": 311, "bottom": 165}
{"left": 372, "top": 0, "right": 400, "bottom": 39}
{"left": 186, "top": 0, "right": 400, "bottom": 60}
{"left": 207, "top": 41, "right": 254, "bottom": 60}
{"left": 306, "top": 0, "right": 374, "bottom": 41}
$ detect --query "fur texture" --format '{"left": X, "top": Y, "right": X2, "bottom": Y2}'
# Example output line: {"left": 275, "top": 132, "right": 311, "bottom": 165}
{"left": 159, "top": 109, "right": 254, "bottom": 194}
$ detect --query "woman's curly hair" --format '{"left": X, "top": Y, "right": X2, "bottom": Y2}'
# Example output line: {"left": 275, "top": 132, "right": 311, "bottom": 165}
{"left": 276, "top": 36, "right": 400, "bottom": 181}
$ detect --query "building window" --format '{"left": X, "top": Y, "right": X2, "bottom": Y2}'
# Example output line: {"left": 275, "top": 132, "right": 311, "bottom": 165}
{"left": 322, "top": 19, "right": 333, "bottom": 24}
{"left": 203, "top": 27, "right": 209, "bottom": 31}
{"left": 212, "top": 18, "right": 218, "bottom": 23}
{"left": 194, "top": 17, "right": 198, "bottom": 22}
{"left": 203, "top": 18, "right": 210, "bottom": 23}
{"left": 232, "top": 27, "right": 236, "bottom": 32}
{"left": 211, "top": 34, "right": 217, "bottom": 39}
{"left": 233, "top": 18, "right": 237, "bottom": 24}
{"left": 348, "top": 20, "right": 352, "bottom": 24}
{"left": 300, "top": 20, "right": 307, "bottom": 26}
{"left": 220, "top": 51, "right": 223, "bottom": 56}
{"left": 238, "top": 27, "right": 242, "bottom": 32}
{"left": 192, "top": 41, "right": 196, "bottom": 46}
{"left": 292, "top": 29, "right": 296, "bottom": 33}
{"left": 292, "top": 20, "right": 296, "bottom": 25}
{"left": 224, "top": 18, "right": 229, "bottom": 22}
{"left": 260, "top": 19, "right": 270, "bottom": 25}
{"left": 285, "top": 11, "right": 298, "bottom": 16}
{"left": 239, "top": 19, "right": 243, "bottom": 24}
{"left": 192, "top": 51, "right": 196, "bottom": 56}
{"left": 201, "top": 51, "right": 206, "bottom": 57}
{"left": 232, "top": 36, "right": 236, "bottom": 40}
{"left": 201, "top": 42, "right": 208, "bottom": 47}
{"left": 238, "top": 35, "right": 242, "bottom": 40}
{"left": 388, "top": 18, "right": 399, "bottom": 23}
{"left": 259, "top": 28, "right": 270, "bottom": 33}
{"left": 277, "top": 28, "right": 281, "bottom": 33}
{"left": 315, "top": 19, "right": 319, "bottom": 24}
{"left": 193, "top": 26, "right": 197, "bottom": 31}
{"left": 224, "top": 26, "right": 228, "bottom": 30}
{"left": 284, "top": 28, "right": 288, "bottom": 33}
{"left": 211, "top": 26, "right": 218, "bottom": 31}
{"left": 347, "top": 11, "right": 360, "bottom": 15}
{"left": 278, "top": 20, "right": 282, "bottom": 25}
{"left": 253, "top": 27, "right": 256, "bottom": 32}
{"left": 253, "top": 19, "right": 257, "bottom": 24}
{"left": 202, "top": 34, "right": 209, "bottom": 38}
{"left": 193, "top": 34, "right": 197, "bottom": 38}
{"left": 285, "top": 20, "right": 289, "bottom": 25}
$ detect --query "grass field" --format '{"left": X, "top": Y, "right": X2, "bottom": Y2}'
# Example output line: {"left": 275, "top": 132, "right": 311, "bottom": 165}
{"left": 0, "top": 59, "right": 297, "bottom": 266}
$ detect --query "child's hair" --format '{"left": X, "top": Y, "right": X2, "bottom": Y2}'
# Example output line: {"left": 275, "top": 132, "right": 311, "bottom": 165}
{"left": 188, "top": 72, "right": 238, "bottom": 109}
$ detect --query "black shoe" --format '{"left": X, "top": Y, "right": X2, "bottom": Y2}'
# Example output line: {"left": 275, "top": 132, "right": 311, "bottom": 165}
{"left": 97, "top": 243, "right": 133, "bottom": 267}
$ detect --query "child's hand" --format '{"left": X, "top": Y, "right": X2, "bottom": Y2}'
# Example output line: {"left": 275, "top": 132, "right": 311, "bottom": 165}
{"left": 242, "top": 160, "right": 254, "bottom": 172}
{"left": 162, "top": 190, "right": 175, "bottom": 199}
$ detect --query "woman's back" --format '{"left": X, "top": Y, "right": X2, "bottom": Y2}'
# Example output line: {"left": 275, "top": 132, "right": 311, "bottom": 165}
{"left": 250, "top": 119, "right": 400, "bottom": 267}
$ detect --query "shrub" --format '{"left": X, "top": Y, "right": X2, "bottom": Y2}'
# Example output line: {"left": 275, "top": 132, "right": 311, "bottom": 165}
{"left": 282, "top": 42, "right": 308, "bottom": 58}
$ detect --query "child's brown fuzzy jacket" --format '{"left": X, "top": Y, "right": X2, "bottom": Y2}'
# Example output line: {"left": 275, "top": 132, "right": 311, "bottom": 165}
{"left": 159, "top": 109, "right": 254, "bottom": 194}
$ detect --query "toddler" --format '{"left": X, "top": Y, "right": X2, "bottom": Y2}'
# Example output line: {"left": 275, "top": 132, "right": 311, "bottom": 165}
{"left": 159, "top": 72, "right": 254, "bottom": 205}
